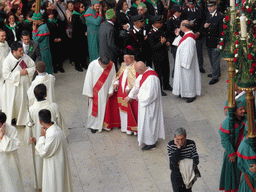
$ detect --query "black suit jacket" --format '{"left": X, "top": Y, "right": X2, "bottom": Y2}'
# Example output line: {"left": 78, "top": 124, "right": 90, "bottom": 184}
{"left": 166, "top": 16, "right": 181, "bottom": 44}
{"left": 204, "top": 11, "right": 223, "bottom": 48}
{"left": 144, "top": 0, "right": 165, "bottom": 16}
{"left": 99, "top": 21, "right": 118, "bottom": 62}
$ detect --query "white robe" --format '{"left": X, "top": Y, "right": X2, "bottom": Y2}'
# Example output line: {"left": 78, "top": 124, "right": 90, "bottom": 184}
{"left": 129, "top": 68, "right": 165, "bottom": 146}
{"left": 82, "top": 59, "right": 116, "bottom": 132}
{"left": 27, "top": 73, "right": 56, "bottom": 106}
{"left": 0, "top": 124, "right": 24, "bottom": 192}
{"left": 2, "top": 53, "right": 35, "bottom": 125}
{"left": 26, "top": 99, "right": 69, "bottom": 189}
{"left": 172, "top": 31, "right": 201, "bottom": 98}
{"left": 0, "top": 41, "right": 11, "bottom": 109}
{"left": 35, "top": 123, "right": 72, "bottom": 192}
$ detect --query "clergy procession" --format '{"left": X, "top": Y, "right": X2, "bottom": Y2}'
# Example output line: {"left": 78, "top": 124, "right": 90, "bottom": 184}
{"left": 1, "top": 0, "right": 256, "bottom": 191}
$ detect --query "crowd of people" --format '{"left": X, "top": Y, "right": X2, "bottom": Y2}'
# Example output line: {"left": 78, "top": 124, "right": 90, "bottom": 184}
{"left": 0, "top": 0, "right": 242, "bottom": 191}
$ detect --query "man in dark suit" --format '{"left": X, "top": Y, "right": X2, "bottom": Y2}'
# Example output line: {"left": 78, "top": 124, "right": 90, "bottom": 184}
{"left": 167, "top": 4, "right": 182, "bottom": 77}
{"left": 144, "top": 0, "right": 165, "bottom": 16}
{"left": 148, "top": 15, "right": 172, "bottom": 96}
{"left": 204, "top": 0, "right": 223, "bottom": 85}
{"left": 99, "top": 9, "right": 118, "bottom": 70}
{"left": 20, "top": 30, "right": 41, "bottom": 63}
{"left": 182, "top": 0, "right": 206, "bottom": 73}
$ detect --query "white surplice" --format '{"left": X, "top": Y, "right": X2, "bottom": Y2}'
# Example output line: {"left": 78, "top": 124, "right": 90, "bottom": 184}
{"left": 0, "top": 123, "right": 24, "bottom": 192}
{"left": 82, "top": 59, "right": 116, "bottom": 132}
{"left": 2, "top": 53, "right": 35, "bottom": 125}
{"left": 27, "top": 72, "right": 56, "bottom": 106}
{"left": 26, "top": 99, "right": 69, "bottom": 189}
{"left": 128, "top": 67, "right": 165, "bottom": 146}
{"left": 172, "top": 31, "right": 201, "bottom": 98}
{"left": 0, "top": 41, "right": 11, "bottom": 109}
{"left": 35, "top": 123, "right": 72, "bottom": 192}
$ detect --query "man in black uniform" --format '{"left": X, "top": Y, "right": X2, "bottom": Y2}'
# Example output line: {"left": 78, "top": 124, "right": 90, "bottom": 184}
{"left": 148, "top": 15, "right": 172, "bottom": 96}
{"left": 125, "top": 15, "right": 146, "bottom": 62}
{"left": 182, "top": 0, "right": 206, "bottom": 73}
{"left": 167, "top": 4, "right": 182, "bottom": 77}
{"left": 204, "top": 0, "right": 223, "bottom": 85}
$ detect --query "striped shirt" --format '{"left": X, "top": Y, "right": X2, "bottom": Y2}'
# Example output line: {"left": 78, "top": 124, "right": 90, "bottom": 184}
{"left": 167, "top": 139, "right": 199, "bottom": 171}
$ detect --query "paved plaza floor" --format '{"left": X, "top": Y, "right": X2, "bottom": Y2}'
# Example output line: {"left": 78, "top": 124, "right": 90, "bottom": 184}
{"left": 17, "top": 48, "right": 229, "bottom": 192}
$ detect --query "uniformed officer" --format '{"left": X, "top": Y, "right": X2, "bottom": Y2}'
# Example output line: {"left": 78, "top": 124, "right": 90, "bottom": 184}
{"left": 137, "top": 2, "right": 153, "bottom": 67}
{"left": 125, "top": 15, "right": 146, "bottom": 62}
{"left": 167, "top": 4, "right": 182, "bottom": 78}
{"left": 182, "top": 0, "right": 206, "bottom": 73}
{"left": 204, "top": 0, "right": 223, "bottom": 85}
{"left": 147, "top": 15, "right": 172, "bottom": 96}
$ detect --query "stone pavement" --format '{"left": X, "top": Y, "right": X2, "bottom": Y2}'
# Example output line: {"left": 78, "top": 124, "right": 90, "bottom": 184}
{"left": 17, "top": 48, "right": 229, "bottom": 192}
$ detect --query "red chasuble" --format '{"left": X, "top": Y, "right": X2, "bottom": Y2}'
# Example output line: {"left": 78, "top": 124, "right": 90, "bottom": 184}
{"left": 92, "top": 61, "right": 113, "bottom": 117}
{"left": 178, "top": 32, "right": 196, "bottom": 47}
{"left": 104, "top": 72, "right": 139, "bottom": 131}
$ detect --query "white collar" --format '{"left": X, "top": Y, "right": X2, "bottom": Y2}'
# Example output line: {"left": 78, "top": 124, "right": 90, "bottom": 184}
{"left": 211, "top": 10, "right": 217, "bottom": 17}
{"left": 184, "top": 30, "right": 193, "bottom": 35}
{"left": 38, "top": 72, "right": 47, "bottom": 76}
{"left": 107, "top": 20, "right": 114, "bottom": 25}
{"left": 133, "top": 26, "right": 140, "bottom": 32}
{"left": 152, "top": 25, "right": 158, "bottom": 31}
{"left": 0, "top": 41, "right": 8, "bottom": 47}
{"left": 22, "top": 42, "right": 29, "bottom": 47}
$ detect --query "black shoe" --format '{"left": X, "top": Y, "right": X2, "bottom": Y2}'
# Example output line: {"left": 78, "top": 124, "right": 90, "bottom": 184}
{"left": 75, "top": 67, "right": 83, "bottom": 72}
{"left": 207, "top": 74, "right": 212, "bottom": 77}
{"left": 11, "top": 118, "right": 17, "bottom": 125}
{"left": 59, "top": 67, "right": 65, "bottom": 73}
{"left": 186, "top": 97, "right": 196, "bottom": 103}
{"left": 142, "top": 144, "right": 156, "bottom": 151}
{"left": 54, "top": 69, "right": 58, "bottom": 73}
{"left": 200, "top": 68, "right": 206, "bottom": 73}
{"left": 164, "top": 85, "right": 173, "bottom": 91}
{"left": 209, "top": 79, "right": 219, "bottom": 85}
{"left": 161, "top": 91, "right": 167, "bottom": 96}
{"left": 90, "top": 128, "right": 97, "bottom": 134}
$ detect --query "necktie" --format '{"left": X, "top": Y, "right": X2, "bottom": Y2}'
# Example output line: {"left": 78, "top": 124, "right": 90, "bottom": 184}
{"left": 25, "top": 45, "right": 29, "bottom": 54}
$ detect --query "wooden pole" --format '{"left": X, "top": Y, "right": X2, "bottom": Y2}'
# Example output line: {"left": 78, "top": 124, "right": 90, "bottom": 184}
{"left": 35, "top": 0, "right": 40, "bottom": 13}
{"left": 223, "top": 58, "right": 236, "bottom": 145}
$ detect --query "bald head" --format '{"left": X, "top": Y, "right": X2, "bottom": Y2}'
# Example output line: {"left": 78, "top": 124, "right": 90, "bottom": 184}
{"left": 134, "top": 61, "right": 147, "bottom": 74}
{"left": 180, "top": 20, "right": 191, "bottom": 32}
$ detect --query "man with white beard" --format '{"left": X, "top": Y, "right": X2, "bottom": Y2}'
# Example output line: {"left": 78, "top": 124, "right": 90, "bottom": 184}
{"left": 172, "top": 20, "right": 201, "bottom": 103}
{"left": 125, "top": 61, "right": 165, "bottom": 150}
{"left": 2, "top": 41, "right": 35, "bottom": 125}
{"left": 0, "top": 112, "right": 24, "bottom": 192}
{"left": 0, "top": 29, "right": 10, "bottom": 110}
{"left": 83, "top": 56, "right": 116, "bottom": 133}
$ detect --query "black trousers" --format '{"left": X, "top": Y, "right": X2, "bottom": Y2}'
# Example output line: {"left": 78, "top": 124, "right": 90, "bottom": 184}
{"left": 171, "top": 171, "right": 192, "bottom": 192}
{"left": 152, "top": 56, "right": 170, "bottom": 90}
{"left": 196, "top": 38, "right": 204, "bottom": 69}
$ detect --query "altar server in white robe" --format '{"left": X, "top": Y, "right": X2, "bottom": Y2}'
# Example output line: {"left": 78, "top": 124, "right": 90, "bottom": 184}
{"left": 27, "top": 84, "right": 68, "bottom": 190}
{"left": 27, "top": 61, "right": 55, "bottom": 106}
{"left": 0, "top": 29, "right": 11, "bottom": 110}
{"left": 31, "top": 109, "right": 72, "bottom": 192}
{"left": 0, "top": 112, "right": 25, "bottom": 192}
{"left": 2, "top": 41, "right": 35, "bottom": 126}
{"left": 82, "top": 56, "right": 116, "bottom": 133}
{"left": 172, "top": 20, "right": 201, "bottom": 103}
{"left": 125, "top": 61, "right": 165, "bottom": 150}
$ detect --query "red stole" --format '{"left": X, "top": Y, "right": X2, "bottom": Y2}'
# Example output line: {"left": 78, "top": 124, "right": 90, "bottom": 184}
{"left": 178, "top": 32, "right": 196, "bottom": 47}
{"left": 139, "top": 70, "right": 158, "bottom": 88}
{"left": 92, "top": 61, "right": 113, "bottom": 117}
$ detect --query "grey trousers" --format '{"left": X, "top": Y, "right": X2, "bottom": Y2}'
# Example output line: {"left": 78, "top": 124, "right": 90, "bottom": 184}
{"left": 207, "top": 47, "right": 221, "bottom": 80}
